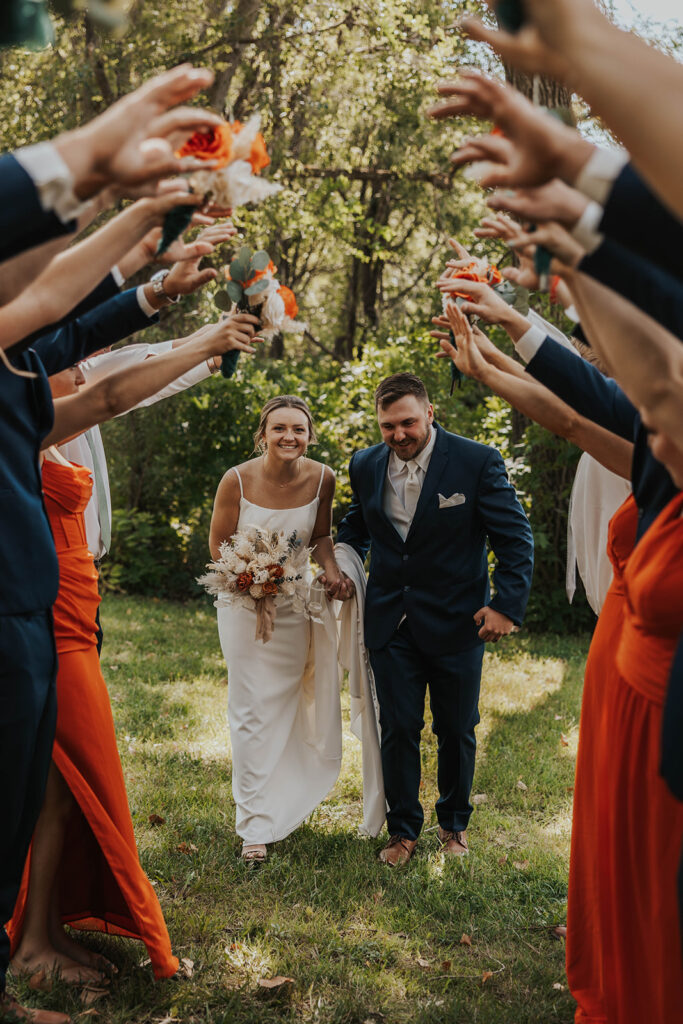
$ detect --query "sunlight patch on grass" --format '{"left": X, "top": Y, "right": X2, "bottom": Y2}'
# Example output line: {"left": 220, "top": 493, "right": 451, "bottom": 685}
{"left": 480, "top": 652, "right": 566, "bottom": 715}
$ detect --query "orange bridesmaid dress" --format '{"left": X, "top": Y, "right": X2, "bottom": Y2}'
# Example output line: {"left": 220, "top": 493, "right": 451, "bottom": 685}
{"left": 566, "top": 495, "right": 638, "bottom": 1023}
{"left": 8, "top": 460, "right": 178, "bottom": 979}
{"left": 599, "top": 490, "right": 683, "bottom": 1021}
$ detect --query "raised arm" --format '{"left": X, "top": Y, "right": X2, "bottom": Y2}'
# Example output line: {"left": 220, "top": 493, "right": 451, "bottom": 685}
{"left": 437, "top": 303, "right": 633, "bottom": 480}
{"left": 43, "top": 314, "right": 260, "bottom": 449}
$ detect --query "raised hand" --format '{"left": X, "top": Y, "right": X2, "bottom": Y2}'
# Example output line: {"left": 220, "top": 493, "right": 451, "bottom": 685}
{"left": 507, "top": 220, "right": 585, "bottom": 269}
{"left": 162, "top": 222, "right": 238, "bottom": 298}
{"left": 487, "top": 179, "right": 590, "bottom": 228}
{"left": 435, "top": 302, "right": 489, "bottom": 383}
{"left": 428, "top": 72, "right": 594, "bottom": 190}
{"left": 55, "top": 65, "right": 221, "bottom": 199}
{"left": 203, "top": 312, "right": 263, "bottom": 357}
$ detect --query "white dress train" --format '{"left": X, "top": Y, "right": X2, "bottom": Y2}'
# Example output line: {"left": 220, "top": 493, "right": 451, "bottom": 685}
{"left": 217, "top": 463, "right": 342, "bottom": 845}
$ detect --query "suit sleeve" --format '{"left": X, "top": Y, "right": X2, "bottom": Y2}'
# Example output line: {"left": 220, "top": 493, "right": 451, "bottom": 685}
{"left": 477, "top": 449, "right": 534, "bottom": 626}
{"left": 526, "top": 337, "right": 638, "bottom": 442}
{"left": 579, "top": 238, "right": 683, "bottom": 341}
{"left": 31, "top": 288, "right": 157, "bottom": 376}
{"left": 335, "top": 453, "right": 372, "bottom": 563}
{"left": 600, "top": 163, "right": 683, "bottom": 281}
{"left": 0, "top": 153, "right": 77, "bottom": 264}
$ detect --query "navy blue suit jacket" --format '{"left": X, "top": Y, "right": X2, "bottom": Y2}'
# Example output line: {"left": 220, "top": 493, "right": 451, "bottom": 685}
{"left": 0, "top": 153, "right": 76, "bottom": 264}
{"left": 336, "top": 424, "right": 534, "bottom": 654}
{"left": 0, "top": 289, "right": 154, "bottom": 617}
{"left": 600, "top": 163, "right": 683, "bottom": 280}
{"left": 580, "top": 238, "right": 683, "bottom": 341}
{"left": 525, "top": 337, "right": 677, "bottom": 539}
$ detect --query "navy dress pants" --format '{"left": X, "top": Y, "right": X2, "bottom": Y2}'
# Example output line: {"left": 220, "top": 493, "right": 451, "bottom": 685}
{"left": 0, "top": 612, "right": 57, "bottom": 993}
{"left": 369, "top": 619, "right": 484, "bottom": 841}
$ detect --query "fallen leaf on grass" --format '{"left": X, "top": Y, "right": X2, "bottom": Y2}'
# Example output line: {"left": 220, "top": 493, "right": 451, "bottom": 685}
{"left": 178, "top": 957, "right": 194, "bottom": 978}
{"left": 472, "top": 793, "right": 487, "bottom": 805}
{"left": 553, "top": 982, "right": 566, "bottom": 991}
{"left": 176, "top": 842, "right": 198, "bottom": 855}
{"left": 554, "top": 714, "right": 562, "bottom": 721}
{"left": 80, "top": 986, "right": 109, "bottom": 1006}
{"left": 560, "top": 733, "right": 569, "bottom": 747}
{"left": 552, "top": 925, "right": 567, "bottom": 939}
{"left": 28, "top": 971, "right": 52, "bottom": 993}
{"left": 513, "top": 860, "right": 530, "bottom": 870}
{"left": 441, "top": 960, "right": 452, "bottom": 971}
{"left": 257, "top": 976, "right": 294, "bottom": 999}
{"left": 566, "top": 786, "right": 574, "bottom": 793}
{"left": 481, "top": 970, "right": 494, "bottom": 984}
{"left": 497, "top": 854, "right": 508, "bottom": 866}
{"left": 148, "top": 813, "right": 165, "bottom": 826}
{"left": 516, "top": 780, "right": 528, "bottom": 792}
{"left": 460, "top": 933, "right": 472, "bottom": 947}
{"left": 416, "top": 957, "right": 431, "bottom": 969}
{"left": 154, "top": 1018, "right": 180, "bottom": 1024}
{"left": 76, "top": 1010, "right": 100, "bottom": 1019}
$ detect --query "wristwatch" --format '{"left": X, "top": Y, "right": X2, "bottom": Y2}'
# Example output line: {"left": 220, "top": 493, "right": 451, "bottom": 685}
{"left": 149, "top": 269, "right": 181, "bottom": 305}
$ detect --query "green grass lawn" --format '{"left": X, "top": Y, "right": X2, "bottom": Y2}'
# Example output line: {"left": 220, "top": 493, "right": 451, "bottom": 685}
{"left": 17, "top": 595, "right": 590, "bottom": 1024}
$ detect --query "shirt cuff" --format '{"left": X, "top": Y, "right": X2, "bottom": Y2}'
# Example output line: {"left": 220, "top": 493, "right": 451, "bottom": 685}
{"left": 574, "top": 147, "right": 629, "bottom": 205}
{"left": 14, "top": 142, "right": 91, "bottom": 224}
{"left": 136, "top": 284, "right": 157, "bottom": 318}
{"left": 111, "top": 265, "right": 125, "bottom": 289}
{"left": 526, "top": 309, "right": 577, "bottom": 352}
{"left": 515, "top": 323, "right": 547, "bottom": 364}
{"left": 571, "top": 200, "right": 605, "bottom": 254}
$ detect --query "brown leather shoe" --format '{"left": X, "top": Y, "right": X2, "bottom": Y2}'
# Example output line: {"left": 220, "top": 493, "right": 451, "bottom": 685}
{"left": 437, "top": 827, "right": 469, "bottom": 856}
{"left": 0, "top": 993, "right": 71, "bottom": 1024}
{"left": 378, "top": 835, "right": 418, "bottom": 866}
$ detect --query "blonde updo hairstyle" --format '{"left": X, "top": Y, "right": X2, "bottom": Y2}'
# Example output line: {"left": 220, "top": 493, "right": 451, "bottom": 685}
{"left": 253, "top": 395, "right": 318, "bottom": 455}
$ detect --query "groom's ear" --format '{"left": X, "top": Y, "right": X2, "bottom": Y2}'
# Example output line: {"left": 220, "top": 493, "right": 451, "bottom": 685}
{"left": 427, "top": 402, "right": 435, "bottom": 423}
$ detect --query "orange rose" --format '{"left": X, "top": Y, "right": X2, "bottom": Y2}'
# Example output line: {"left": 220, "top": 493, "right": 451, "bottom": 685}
{"left": 232, "top": 119, "right": 271, "bottom": 174}
{"left": 277, "top": 286, "right": 298, "bottom": 319}
{"left": 263, "top": 580, "right": 278, "bottom": 595}
{"left": 450, "top": 260, "right": 501, "bottom": 299}
{"left": 176, "top": 123, "right": 233, "bottom": 168}
{"left": 237, "top": 571, "right": 254, "bottom": 592}
{"left": 267, "top": 564, "right": 285, "bottom": 579}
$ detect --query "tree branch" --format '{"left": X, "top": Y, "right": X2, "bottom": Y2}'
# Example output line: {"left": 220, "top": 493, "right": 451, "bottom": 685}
{"left": 281, "top": 166, "right": 454, "bottom": 190}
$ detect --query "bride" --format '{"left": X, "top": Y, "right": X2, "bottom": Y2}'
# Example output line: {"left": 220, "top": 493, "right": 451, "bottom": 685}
{"left": 209, "top": 395, "right": 353, "bottom": 863}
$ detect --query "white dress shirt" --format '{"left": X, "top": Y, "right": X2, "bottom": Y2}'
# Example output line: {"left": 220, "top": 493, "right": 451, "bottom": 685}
{"left": 384, "top": 425, "right": 437, "bottom": 541}
{"left": 14, "top": 142, "right": 91, "bottom": 224}
{"left": 60, "top": 343, "right": 212, "bottom": 558}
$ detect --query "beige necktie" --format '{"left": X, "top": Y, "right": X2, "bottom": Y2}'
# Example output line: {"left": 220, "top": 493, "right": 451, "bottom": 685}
{"left": 403, "top": 460, "right": 421, "bottom": 520}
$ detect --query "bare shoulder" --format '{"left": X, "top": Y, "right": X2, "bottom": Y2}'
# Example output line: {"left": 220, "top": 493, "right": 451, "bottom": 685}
{"left": 216, "top": 460, "right": 254, "bottom": 498}
{"left": 311, "top": 461, "right": 336, "bottom": 496}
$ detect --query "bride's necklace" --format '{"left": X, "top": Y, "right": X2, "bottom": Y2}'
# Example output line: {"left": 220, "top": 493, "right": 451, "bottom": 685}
{"left": 262, "top": 454, "right": 305, "bottom": 488}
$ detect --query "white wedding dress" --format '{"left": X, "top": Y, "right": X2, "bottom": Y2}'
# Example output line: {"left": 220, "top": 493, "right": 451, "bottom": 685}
{"left": 217, "top": 463, "right": 342, "bottom": 845}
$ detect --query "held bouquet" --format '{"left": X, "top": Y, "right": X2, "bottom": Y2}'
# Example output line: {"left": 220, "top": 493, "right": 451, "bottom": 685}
{"left": 215, "top": 245, "right": 305, "bottom": 378}
{"left": 441, "top": 257, "right": 526, "bottom": 392}
{"left": 157, "top": 115, "right": 281, "bottom": 254}
{"left": 197, "top": 526, "right": 312, "bottom": 643}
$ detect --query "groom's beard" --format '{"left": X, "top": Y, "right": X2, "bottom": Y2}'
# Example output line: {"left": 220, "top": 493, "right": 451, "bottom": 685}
{"left": 389, "top": 424, "right": 431, "bottom": 461}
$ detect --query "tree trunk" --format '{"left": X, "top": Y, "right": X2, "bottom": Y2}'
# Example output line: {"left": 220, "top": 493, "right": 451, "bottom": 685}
{"left": 208, "top": 0, "right": 264, "bottom": 113}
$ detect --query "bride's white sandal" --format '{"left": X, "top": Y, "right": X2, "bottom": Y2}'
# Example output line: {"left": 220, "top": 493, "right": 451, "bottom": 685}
{"left": 241, "top": 844, "right": 267, "bottom": 864}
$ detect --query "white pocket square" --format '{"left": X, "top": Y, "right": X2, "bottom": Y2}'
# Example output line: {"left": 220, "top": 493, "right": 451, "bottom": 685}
{"left": 438, "top": 492, "right": 466, "bottom": 509}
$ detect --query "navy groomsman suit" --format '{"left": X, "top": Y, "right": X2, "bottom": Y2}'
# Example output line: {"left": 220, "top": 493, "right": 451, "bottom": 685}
{"left": 0, "top": 287, "right": 155, "bottom": 995}
{"left": 0, "top": 153, "right": 76, "bottom": 264}
{"left": 337, "top": 422, "right": 534, "bottom": 841}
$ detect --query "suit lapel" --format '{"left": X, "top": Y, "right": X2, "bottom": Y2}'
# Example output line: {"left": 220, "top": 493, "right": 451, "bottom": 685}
{"left": 373, "top": 445, "right": 403, "bottom": 541}
{"left": 407, "top": 425, "right": 450, "bottom": 540}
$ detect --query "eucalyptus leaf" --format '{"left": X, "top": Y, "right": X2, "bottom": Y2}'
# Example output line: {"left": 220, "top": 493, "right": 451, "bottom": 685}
{"left": 244, "top": 279, "right": 269, "bottom": 296}
{"left": 214, "top": 290, "right": 234, "bottom": 312}
{"left": 237, "top": 245, "right": 252, "bottom": 264}
{"left": 226, "top": 280, "right": 243, "bottom": 304}
{"left": 229, "top": 258, "right": 248, "bottom": 283}
{"left": 251, "top": 250, "right": 270, "bottom": 272}
{"left": 493, "top": 280, "right": 518, "bottom": 307}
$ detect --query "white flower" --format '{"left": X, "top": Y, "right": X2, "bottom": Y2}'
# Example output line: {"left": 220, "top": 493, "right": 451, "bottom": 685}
{"left": 249, "top": 583, "right": 265, "bottom": 599}
{"left": 253, "top": 569, "right": 269, "bottom": 584}
{"left": 191, "top": 161, "right": 281, "bottom": 210}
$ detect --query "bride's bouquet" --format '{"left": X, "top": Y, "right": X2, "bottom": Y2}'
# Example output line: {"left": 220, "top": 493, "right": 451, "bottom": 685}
{"left": 197, "top": 526, "right": 312, "bottom": 643}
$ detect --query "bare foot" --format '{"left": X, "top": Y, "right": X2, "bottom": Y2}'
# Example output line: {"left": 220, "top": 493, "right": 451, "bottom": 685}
{"left": 0, "top": 991, "right": 71, "bottom": 1023}
{"left": 11, "top": 946, "right": 105, "bottom": 986}
{"left": 49, "top": 927, "right": 117, "bottom": 976}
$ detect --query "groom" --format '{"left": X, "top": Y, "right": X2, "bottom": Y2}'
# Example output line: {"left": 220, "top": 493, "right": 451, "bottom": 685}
{"left": 337, "top": 373, "right": 534, "bottom": 865}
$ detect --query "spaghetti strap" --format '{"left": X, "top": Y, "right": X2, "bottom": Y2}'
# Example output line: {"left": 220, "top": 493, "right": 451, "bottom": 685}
{"left": 315, "top": 462, "right": 326, "bottom": 499}
{"left": 232, "top": 467, "right": 244, "bottom": 498}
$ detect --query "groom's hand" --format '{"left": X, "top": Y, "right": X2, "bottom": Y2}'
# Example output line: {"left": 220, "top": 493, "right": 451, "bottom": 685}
{"left": 473, "top": 606, "right": 518, "bottom": 642}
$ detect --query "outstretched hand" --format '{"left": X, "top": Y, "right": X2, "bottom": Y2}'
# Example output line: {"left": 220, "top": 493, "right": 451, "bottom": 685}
{"left": 428, "top": 72, "right": 594, "bottom": 191}
{"left": 473, "top": 605, "right": 518, "bottom": 642}
{"left": 163, "top": 222, "right": 238, "bottom": 298}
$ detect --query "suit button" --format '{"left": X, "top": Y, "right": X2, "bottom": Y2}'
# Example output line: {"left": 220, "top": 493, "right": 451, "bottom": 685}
{"left": 403, "top": 585, "right": 411, "bottom": 592}
{"left": 402, "top": 554, "right": 409, "bottom": 562}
